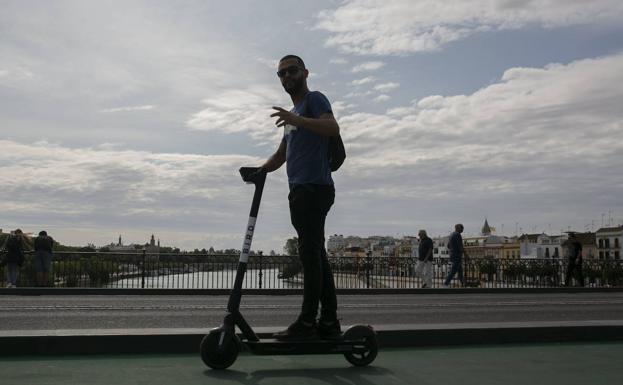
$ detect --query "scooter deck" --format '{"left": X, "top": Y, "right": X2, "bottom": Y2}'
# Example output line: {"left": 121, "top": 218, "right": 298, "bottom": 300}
{"left": 243, "top": 338, "right": 364, "bottom": 355}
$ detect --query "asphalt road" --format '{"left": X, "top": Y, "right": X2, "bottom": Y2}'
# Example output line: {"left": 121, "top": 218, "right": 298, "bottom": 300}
{"left": 1, "top": 292, "right": 623, "bottom": 330}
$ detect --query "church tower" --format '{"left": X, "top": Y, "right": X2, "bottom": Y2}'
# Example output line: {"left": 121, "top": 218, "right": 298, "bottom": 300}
{"left": 482, "top": 219, "right": 492, "bottom": 236}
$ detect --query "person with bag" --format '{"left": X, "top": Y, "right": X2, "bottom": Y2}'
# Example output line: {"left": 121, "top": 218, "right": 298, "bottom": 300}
{"left": 260, "top": 54, "right": 344, "bottom": 340}
{"left": 415, "top": 230, "right": 434, "bottom": 288}
{"left": 3, "top": 229, "right": 26, "bottom": 288}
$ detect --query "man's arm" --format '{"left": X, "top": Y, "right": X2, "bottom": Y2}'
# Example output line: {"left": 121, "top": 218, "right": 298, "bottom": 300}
{"left": 271, "top": 108, "right": 340, "bottom": 137}
{"left": 261, "top": 140, "right": 286, "bottom": 172}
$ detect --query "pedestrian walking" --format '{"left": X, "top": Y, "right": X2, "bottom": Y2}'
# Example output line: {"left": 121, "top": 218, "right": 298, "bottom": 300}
{"left": 443, "top": 224, "right": 466, "bottom": 287}
{"left": 564, "top": 233, "right": 584, "bottom": 287}
{"left": 415, "top": 230, "right": 434, "bottom": 288}
{"left": 2, "top": 229, "right": 26, "bottom": 288}
{"left": 34, "top": 230, "right": 55, "bottom": 287}
{"left": 260, "top": 54, "right": 343, "bottom": 340}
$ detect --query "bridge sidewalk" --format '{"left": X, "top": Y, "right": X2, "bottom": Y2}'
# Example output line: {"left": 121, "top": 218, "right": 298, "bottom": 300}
{"left": 2, "top": 320, "right": 623, "bottom": 355}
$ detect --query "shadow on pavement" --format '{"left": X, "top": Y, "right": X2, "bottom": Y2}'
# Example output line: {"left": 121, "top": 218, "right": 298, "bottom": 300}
{"left": 203, "top": 366, "right": 394, "bottom": 385}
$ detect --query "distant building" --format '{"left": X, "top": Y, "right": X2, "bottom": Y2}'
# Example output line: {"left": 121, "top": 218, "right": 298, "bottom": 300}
{"left": 343, "top": 246, "right": 366, "bottom": 259}
{"left": 501, "top": 238, "right": 520, "bottom": 259}
{"left": 519, "top": 233, "right": 565, "bottom": 259}
{"left": 596, "top": 226, "right": 622, "bottom": 260}
{"left": 108, "top": 235, "right": 136, "bottom": 252}
{"left": 433, "top": 236, "right": 450, "bottom": 259}
{"left": 145, "top": 234, "right": 160, "bottom": 255}
{"left": 481, "top": 219, "right": 493, "bottom": 236}
{"left": 572, "top": 232, "right": 597, "bottom": 259}
{"left": 464, "top": 234, "right": 508, "bottom": 259}
{"left": 107, "top": 234, "right": 161, "bottom": 257}
{"left": 327, "top": 234, "right": 346, "bottom": 255}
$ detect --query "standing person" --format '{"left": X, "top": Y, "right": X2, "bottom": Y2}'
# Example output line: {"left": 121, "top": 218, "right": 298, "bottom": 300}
{"left": 260, "top": 54, "right": 341, "bottom": 340}
{"left": 564, "top": 233, "right": 584, "bottom": 287}
{"left": 34, "top": 230, "right": 55, "bottom": 287}
{"left": 415, "top": 230, "right": 434, "bottom": 288}
{"left": 2, "top": 229, "right": 26, "bottom": 288}
{"left": 443, "top": 224, "right": 466, "bottom": 287}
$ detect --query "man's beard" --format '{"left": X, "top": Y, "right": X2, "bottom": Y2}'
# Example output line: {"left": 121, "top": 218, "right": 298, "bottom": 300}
{"left": 283, "top": 77, "right": 304, "bottom": 95}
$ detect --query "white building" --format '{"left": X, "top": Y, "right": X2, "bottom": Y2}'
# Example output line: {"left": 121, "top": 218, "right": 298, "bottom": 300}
{"left": 519, "top": 233, "right": 566, "bottom": 259}
{"left": 433, "top": 236, "right": 450, "bottom": 259}
{"left": 327, "top": 234, "right": 346, "bottom": 254}
{"left": 596, "top": 226, "right": 623, "bottom": 260}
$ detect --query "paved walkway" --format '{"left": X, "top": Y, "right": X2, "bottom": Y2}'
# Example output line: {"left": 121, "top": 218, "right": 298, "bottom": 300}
{"left": 2, "top": 342, "right": 621, "bottom": 385}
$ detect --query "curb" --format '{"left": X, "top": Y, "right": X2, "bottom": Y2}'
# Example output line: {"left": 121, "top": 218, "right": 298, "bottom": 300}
{"left": 2, "top": 321, "right": 622, "bottom": 356}
{"left": 2, "top": 287, "right": 622, "bottom": 296}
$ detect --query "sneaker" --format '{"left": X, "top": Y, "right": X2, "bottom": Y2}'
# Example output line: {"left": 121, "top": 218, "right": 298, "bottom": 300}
{"left": 273, "top": 319, "right": 316, "bottom": 340}
{"left": 421, "top": 283, "right": 428, "bottom": 289}
{"left": 317, "top": 319, "right": 342, "bottom": 340}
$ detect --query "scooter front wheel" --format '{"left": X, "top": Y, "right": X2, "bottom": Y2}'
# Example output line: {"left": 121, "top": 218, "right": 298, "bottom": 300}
{"left": 200, "top": 328, "right": 239, "bottom": 369}
{"left": 343, "top": 325, "right": 378, "bottom": 367}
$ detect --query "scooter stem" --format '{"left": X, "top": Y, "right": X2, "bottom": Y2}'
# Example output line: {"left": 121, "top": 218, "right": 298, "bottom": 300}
{"left": 227, "top": 167, "right": 266, "bottom": 313}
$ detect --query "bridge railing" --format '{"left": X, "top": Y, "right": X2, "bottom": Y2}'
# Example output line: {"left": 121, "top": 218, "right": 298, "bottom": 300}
{"left": 1, "top": 251, "right": 622, "bottom": 289}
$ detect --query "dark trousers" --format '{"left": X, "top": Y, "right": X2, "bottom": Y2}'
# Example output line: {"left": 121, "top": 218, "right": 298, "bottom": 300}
{"left": 289, "top": 184, "right": 337, "bottom": 324}
{"left": 565, "top": 260, "right": 584, "bottom": 287}
{"left": 444, "top": 256, "right": 464, "bottom": 286}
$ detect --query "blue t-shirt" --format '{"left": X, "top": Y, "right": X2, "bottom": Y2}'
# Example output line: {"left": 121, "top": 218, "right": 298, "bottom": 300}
{"left": 282, "top": 91, "right": 334, "bottom": 186}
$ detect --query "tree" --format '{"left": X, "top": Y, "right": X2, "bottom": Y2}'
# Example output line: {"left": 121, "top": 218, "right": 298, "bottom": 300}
{"left": 284, "top": 237, "right": 299, "bottom": 255}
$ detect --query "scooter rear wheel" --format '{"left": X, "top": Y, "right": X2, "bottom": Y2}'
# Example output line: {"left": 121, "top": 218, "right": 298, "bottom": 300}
{"left": 343, "top": 325, "right": 378, "bottom": 367}
{"left": 200, "top": 328, "right": 239, "bottom": 369}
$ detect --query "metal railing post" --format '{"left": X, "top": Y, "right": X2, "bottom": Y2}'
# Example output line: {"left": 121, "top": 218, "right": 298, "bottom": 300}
{"left": 141, "top": 248, "right": 146, "bottom": 289}
{"left": 258, "top": 251, "right": 263, "bottom": 289}
{"left": 366, "top": 251, "right": 371, "bottom": 289}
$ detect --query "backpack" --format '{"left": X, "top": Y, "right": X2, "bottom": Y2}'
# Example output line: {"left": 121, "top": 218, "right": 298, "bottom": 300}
{"left": 304, "top": 93, "right": 346, "bottom": 172}
{"left": 6, "top": 235, "right": 21, "bottom": 253}
{"left": 328, "top": 134, "right": 346, "bottom": 172}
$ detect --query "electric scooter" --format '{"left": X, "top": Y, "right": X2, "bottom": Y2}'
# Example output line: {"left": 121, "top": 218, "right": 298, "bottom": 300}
{"left": 200, "top": 167, "right": 378, "bottom": 369}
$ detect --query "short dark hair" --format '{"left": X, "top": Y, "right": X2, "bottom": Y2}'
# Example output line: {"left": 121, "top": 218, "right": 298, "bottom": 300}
{"left": 279, "top": 55, "right": 305, "bottom": 68}
{"left": 39, "top": 231, "right": 47, "bottom": 236}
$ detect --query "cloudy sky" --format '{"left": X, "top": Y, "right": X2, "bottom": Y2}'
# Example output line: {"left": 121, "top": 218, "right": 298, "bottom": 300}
{"left": 2, "top": 0, "right": 622, "bottom": 252}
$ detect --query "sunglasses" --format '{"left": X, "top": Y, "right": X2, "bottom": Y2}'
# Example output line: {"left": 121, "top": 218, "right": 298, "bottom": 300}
{"left": 277, "top": 66, "right": 303, "bottom": 78}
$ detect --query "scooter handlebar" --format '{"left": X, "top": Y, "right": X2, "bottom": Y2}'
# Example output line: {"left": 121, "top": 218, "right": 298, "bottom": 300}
{"left": 239, "top": 167, "right": 266, "bottom": 185}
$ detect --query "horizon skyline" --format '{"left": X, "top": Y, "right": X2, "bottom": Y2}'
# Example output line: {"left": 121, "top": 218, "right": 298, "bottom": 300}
{"left": 4, "top": 214, "right": 622, "bottom": 251}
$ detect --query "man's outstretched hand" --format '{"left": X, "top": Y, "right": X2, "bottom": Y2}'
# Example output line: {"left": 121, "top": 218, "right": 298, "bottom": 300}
{"left": 271, "top": 106, "right": 303, "bottom": 127}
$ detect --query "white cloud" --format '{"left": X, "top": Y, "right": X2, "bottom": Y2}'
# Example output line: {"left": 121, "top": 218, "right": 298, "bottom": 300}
{"left": 332, "top": 100, "right": 358, "bottom": 116}
{"left": 0, "top": 66, "right": 35, "bottom": 86}
{"left": 338, "top": 54, "right": 623, "bottom": 195}
{"left": 186, "top": 85, "right": 290, "bottom": 144}
{"left": 352, "top": 61, "right": 386, "bottom": 73}
{"left": 0, "top": 139, "right": 294, "bottom": 249}
{"left": 345, "top": 90, "right": 374, "bottom": 98}
{"left": 316, "top": 0, "right": 623, "bottom": 55}
{"left": 374, "top": 82, "right": 400, "bottom": 92}
{"left": 373, "top": 94, "right": 391, "bottom": 102}
{"left": 386, "top": 106, "right": 413, "bottom": 116}
{"left": 256, "top": 57, "right": 279, "bottom": 69}
{"left": 100, "top": 105, "right": 155, "bottom": 113}
{"left": 330, "top": 58, "right": 348, "bottom": 65}
{"left": 350, "top": 77, "right": 376, "bottom": 86}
